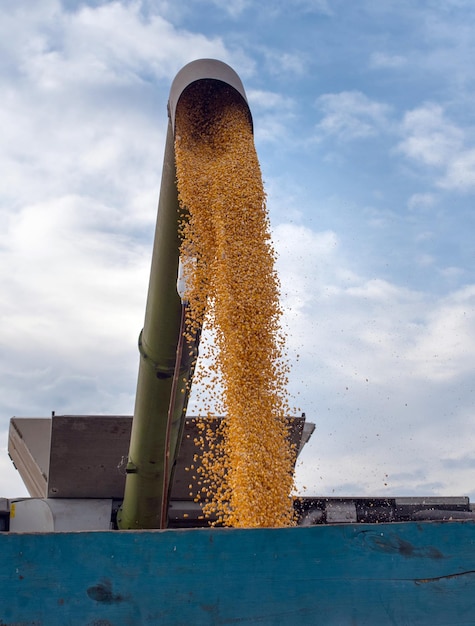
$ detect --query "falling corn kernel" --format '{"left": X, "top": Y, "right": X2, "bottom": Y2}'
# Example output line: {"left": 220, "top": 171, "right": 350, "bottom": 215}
{"left": 175, "top": 80, "right": 296, "bottom": 528}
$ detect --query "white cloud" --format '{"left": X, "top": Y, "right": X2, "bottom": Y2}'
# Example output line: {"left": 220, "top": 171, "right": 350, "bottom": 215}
{"left": 407, "top": 192, "right": 437, "bottom": 211}
{"left": 398, "top": 103, "right": 475, "bottom": 191}
{"left": 239, "top": 0, "right": 333, "bottom": 18}
{"left": 369, "top": 51, "right": 407, "bottom": 69}
{"left": 416, "top": 253, "right": 435, "bottom": 267}
{"left": 0, "top": 195, "right": 148, "bottom": 404}
{"left": 272, "top": 223, "right": 475, "bottom": 497}
{"left": 247, "top": 89, "right": 296, "bottom": 143}
{"left": 247, "top": 89, "right": 294, "bottom": 111}
{"left": 441, "top": 148, "right": 475, "bottom": 191}
{"left": 204, "top": 0, "right": 251, "bottom": 18}
{"left": 0, "top": 2, "right": 248, "bottom": 219}
{"left": 263, "top": 49, "right": 308, "bottom": 77}
{"left": 405, "top": 286, "right": 475, "bottom": 382}
{"left": 23, "top": 3, "right": 229, "bottom": 89}
{"left": 287, "top": 0, "right": 334, "bottom": 16}
{"left": 274, "top": 223, "right": 341, "bottom": 310}
{"left": 439, "top": 266, "right": 464, "bottom": 280}
{"left": 315, "top": 91, "right": 392, "bottom": 141}
{"left": 398, "top": 104, "right": 463, "bottom": 168}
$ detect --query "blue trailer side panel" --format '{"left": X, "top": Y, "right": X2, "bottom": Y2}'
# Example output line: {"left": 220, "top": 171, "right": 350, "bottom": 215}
{"left": 1, "top": 521, "right": 475, "bottom": 625}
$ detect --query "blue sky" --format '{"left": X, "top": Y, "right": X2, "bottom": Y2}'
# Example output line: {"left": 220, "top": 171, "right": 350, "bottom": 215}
{"left": 1, "top": 0, "right": 475, "bottom": 500}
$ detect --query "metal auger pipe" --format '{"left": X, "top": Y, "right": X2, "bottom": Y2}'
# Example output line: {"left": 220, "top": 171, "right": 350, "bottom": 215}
{"left": 117, "top": 59, "right": 252, "bottom": 529}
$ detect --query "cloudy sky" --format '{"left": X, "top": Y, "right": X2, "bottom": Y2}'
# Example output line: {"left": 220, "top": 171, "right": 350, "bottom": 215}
{"left": 1, "top": 0, "right": 475, "bottom": 501}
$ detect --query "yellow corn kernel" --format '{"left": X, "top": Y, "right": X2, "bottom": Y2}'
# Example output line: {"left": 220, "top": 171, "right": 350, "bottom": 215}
{"left": 175, "top": 81, "right": 296, "bottom": 528}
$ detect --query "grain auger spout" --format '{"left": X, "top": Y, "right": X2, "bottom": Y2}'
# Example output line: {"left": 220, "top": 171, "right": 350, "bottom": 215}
{"left": 117, "top": 60, "right": 252, "bottom": 530}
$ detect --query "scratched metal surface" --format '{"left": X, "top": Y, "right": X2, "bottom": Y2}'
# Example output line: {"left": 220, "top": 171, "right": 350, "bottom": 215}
{"left": 1, "top": 521, "right": 475, "bottom": 625}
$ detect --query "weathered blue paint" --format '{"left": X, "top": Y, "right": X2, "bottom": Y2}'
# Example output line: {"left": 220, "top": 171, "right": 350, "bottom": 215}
{"left": 1, "top": 521, "right": 475, "bottom": 625}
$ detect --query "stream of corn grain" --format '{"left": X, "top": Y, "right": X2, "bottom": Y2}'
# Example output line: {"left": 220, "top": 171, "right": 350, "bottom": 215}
{"left": 175, "top": 80, "right": 296, "bottom": 527}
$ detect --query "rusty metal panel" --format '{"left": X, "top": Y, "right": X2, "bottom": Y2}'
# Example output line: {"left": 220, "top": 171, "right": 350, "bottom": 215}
{"left": 48, "top": 415, "right": 131, "bottom": 498}
{"left": 8, "top": 418, "right": 51, "bottom": 497}
{"left": 9, "top": 415, "right": 310, "bottom": 500}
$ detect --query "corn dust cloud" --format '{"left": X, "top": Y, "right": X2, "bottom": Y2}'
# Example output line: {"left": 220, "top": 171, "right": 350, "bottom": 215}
{"left": 175, "top": 80, "right": 295, "bottom": 528}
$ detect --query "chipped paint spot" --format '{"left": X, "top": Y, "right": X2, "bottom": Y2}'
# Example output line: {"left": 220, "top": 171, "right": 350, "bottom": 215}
{"left": 415, "top": 570, "right": 475, "bottom": 585}
{"left": 87, "top": 579, "right": 128, "bottom": 604}
{"left": 358, "top": 529, "right": 445, "bottom": 559}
